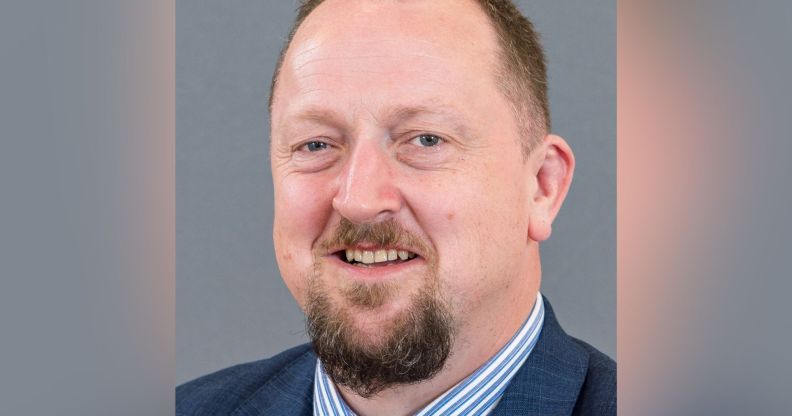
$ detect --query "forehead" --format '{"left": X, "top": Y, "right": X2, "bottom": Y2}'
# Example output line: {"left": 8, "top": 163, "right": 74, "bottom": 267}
{"left": 272, "top": 0, "right": 504, "bottom": 124}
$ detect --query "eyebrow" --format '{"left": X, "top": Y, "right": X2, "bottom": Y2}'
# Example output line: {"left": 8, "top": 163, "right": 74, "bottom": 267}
{"left": 388, "top": 104, "right": 478, "bottom": 142}
{"left": 282, "top": 107, "right": 345, "bottom": 127}
{"left": 280, "top": 102, "right": 475, "bottom": 138}
{"left": 275, "top": 107, "right": 346, "bottom": 141}
{"left": 388, "top": 105, "right": 462, "bottom": 125}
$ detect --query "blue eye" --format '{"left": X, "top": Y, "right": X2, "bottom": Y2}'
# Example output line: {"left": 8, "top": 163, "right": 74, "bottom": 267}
{"left": 303, "top": 141, "right": 328, "bottom": 152}
{"left": 414, "top": 134, "right": 442, "bottom": 147}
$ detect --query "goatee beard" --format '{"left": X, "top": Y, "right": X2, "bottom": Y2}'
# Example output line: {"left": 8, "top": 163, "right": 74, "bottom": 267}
{"left": 306, "top": 282, "right": 454, "bottom": 398}
{"left": 307, "top": 218, "right": 454, "bottom": 397}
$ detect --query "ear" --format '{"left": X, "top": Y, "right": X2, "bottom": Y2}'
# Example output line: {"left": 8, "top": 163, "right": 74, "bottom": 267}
{"left": 527, "top": 134, "right": 575, "bottom": 242}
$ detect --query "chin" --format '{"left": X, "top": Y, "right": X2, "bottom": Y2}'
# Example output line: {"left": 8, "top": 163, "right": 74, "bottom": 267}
{"left": 344, "top": 300, "right": 411, "bottom": 335}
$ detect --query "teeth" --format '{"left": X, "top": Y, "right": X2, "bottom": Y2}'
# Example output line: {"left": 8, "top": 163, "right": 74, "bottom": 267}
{"left": 343, "top": 248, "right": 416, "bottom": 264}
{"left": 361, "top": 250, "right": 375, "bottom": 264}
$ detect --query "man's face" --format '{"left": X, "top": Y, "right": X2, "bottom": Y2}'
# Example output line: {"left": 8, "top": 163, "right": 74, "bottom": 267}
{"left": 271, "top": 0, "right": 540, "bottom": 371}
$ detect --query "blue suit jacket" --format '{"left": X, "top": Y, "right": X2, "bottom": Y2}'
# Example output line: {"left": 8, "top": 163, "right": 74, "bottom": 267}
{"left": 177, "top": 298, "right": 615, "bottom": 415}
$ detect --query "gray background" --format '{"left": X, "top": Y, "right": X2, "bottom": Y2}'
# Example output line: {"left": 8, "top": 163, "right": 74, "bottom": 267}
{"left": 177, "top": 0, "right": 615, "bottom": 384}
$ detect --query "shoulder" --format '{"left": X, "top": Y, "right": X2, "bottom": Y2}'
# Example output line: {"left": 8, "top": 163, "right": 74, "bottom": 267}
{"left": 176, "top": 344, "right": 316, "bottom": 416}
{"left": 534, "top": 296, "right": 616, "bottom": 415}
{"left": 569, "top": 337, "right": 616, "bottom": 416}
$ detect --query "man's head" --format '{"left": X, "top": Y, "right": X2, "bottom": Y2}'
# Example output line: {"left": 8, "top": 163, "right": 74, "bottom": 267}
{"left": 269, "top": 0, "right": 574, "bottom": 396}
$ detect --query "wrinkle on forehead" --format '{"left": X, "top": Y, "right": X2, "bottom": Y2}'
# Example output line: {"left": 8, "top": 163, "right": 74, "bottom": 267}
{"left": 277, "top": 43, "right": 468, "bottom": 128}
{"left": 287, "top": 37, "right": 458, "bottom": 85}
{"left": 290, "top": 39, "right": 450, "bottom": 72}
{"left": 287, "top": 0, "right": 500, "bottom": 72}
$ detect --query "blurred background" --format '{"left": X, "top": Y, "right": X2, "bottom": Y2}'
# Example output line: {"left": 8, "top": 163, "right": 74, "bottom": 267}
{"left": 619, "top": 1, "right": 792, "bottom": 414}
{"left": 0, "top": 1, "right": 173, "bottom": 415}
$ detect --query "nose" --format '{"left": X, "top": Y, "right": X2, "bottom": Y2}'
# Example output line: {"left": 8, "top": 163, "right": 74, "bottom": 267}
{"left": 332, "top": 140, "right": 403, "bottom": 224}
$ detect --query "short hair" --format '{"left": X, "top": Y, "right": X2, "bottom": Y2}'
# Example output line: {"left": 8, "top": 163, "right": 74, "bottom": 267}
{"left": 269, "top": 0, "right": 550, "bottom": 156}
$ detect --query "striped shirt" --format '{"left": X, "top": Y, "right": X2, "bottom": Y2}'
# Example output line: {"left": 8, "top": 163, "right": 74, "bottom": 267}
{"left": 313, "top": 292, "right": 545, "bottom": 416}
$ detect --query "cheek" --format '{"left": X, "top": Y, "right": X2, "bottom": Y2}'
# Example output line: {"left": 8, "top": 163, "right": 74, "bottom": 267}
{"left": 407, "top": 176, "right": 489, "bottom": 278}
{"left": 409, "top": 167, "right": 529, "bottom": 303}
{"left": 272, "top": 175, "right": 335, "bottom": 303}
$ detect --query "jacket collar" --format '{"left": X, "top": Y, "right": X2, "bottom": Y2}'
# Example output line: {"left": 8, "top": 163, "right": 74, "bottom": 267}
{"left": 491, "top": 296, "right": 589, "bottom": 416}
{"left": 230, "top": 347, "right": 316, "bottom": 416}
{"left": 230, "top": 296, "right": 587, "bottom": 416}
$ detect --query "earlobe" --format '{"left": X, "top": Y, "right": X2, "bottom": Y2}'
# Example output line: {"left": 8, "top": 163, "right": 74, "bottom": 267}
{"left": 528, "top": 216, "right": 553, "bottom": 242}
{"left": 527, "top": 134, "right": 575, "bottom": 243}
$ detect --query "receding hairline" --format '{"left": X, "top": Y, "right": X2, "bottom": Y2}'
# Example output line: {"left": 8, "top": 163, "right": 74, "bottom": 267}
{"left": 268, "top": 0, "right": 550, "bottom": 155}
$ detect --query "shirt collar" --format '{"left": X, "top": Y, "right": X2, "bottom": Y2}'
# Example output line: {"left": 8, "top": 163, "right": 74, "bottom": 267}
{"left": 313, "top": 292, "right": 545, "bottom": 416}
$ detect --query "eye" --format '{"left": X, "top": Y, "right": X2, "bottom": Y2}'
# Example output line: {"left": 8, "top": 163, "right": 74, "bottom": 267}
{"left": 290, "top": 138, "right": 340, "bottom": 172}
{"left": 301, "top": 140, "right": 329, "bottom": 152}
{"left": 411, "top": 134, "right": 443, "bottom": 147}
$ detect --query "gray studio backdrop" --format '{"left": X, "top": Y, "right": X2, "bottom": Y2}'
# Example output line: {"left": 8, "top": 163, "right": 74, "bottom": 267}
{"left": 177, "top": 0, "right": 615, "bottom": 384}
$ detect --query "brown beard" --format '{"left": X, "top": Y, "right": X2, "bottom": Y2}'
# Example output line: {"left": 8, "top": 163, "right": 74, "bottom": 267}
{"left": 306, "top": 219, "right": 454, "bottom": 397}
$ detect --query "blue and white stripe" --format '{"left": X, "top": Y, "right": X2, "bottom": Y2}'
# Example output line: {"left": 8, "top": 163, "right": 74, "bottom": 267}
{"left": 313, "top": 292, "right": 545, "bottom": 416}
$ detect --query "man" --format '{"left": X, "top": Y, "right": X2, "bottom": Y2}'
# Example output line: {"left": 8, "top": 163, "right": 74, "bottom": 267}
{"left": 177, "top": 0, "right": 615, "bottom": 415}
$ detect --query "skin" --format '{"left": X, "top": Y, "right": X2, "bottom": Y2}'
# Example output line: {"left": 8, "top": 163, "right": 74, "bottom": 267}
{"left": 270, "top": 0, "right": 575, "bottom": 414}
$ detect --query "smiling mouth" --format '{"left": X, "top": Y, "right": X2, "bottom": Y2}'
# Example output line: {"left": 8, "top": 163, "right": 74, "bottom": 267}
{"left": 335, "top": 248, "right": 418, "bottom": 267}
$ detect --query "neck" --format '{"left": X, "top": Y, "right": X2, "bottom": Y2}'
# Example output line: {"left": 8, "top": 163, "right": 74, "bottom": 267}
{"left": 338, "top": 281, "right": 540, "bottom": 416}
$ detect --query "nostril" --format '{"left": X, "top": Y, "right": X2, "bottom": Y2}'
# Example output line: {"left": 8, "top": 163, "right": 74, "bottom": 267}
{"left": 331, "top": 171, "right": 403, "bottom": 224}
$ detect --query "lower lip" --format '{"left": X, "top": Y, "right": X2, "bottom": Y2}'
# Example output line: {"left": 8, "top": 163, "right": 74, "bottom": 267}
{"left": 325, "top": 254, "right": 425, "bottom": 281}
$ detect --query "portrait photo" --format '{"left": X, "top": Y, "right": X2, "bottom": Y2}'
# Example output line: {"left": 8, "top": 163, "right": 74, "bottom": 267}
{"left": 7, "top": 0, "right": 792, "bottom": 415}
{"left": 176, "top": 1, "right": 614, "bottom": 414}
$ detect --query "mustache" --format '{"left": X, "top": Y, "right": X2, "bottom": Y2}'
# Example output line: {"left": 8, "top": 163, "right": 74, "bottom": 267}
{"left": 319, "top": 218, "right": 430, "bottom": 256}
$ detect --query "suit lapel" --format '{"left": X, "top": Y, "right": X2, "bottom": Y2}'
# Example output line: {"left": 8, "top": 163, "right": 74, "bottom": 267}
{"left": 231, "top": 349, "right": 316, "bottom": 416}
{"left": 227, "top": 297, "right": 586, "bottom": 416}
{"left": 491, "top": 297, "right": 589, "bottom": 416}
